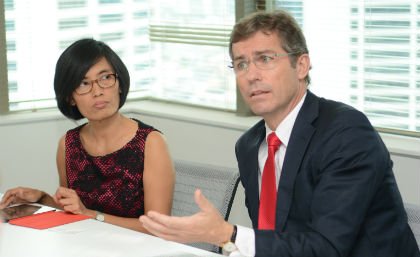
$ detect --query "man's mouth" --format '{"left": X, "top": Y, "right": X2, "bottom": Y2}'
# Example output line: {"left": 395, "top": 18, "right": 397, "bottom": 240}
{"left": 251, "top": 90, "right": 269, "bottom": 97}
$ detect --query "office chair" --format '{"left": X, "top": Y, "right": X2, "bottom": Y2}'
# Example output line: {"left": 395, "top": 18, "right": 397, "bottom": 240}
{"left": 405, "top": 203, "right": 420, "bottom": 248}
{"left": 172, "top": 159, "right": 240, "bottom": 253}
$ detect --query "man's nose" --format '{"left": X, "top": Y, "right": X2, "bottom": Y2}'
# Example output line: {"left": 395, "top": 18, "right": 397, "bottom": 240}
{"left": 244, "top": 61, "right": 262, "bottom": 82}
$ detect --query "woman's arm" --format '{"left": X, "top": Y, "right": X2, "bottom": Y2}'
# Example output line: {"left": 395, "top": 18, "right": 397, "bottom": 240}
{"left": 55, "top": 131, "right": 175, "bottom": 233}
{"left": 143, "top": 131, "right": 175, "bottom": 216}
{"left": 86, "top": 131, "right": 174, "bottom": 233}
{"left": 107, "top": 131, "right": 175, "bottom": 233}
{"left": 53, "top": 186, "right": 150, "bottom": 232}
{"left": 56, "top": 135, "right": 68, "bottom": 188}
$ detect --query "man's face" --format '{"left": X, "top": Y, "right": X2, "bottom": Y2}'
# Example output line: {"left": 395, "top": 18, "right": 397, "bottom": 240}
{"left": 231, "top": 31, "right": 309, "bottom": 129}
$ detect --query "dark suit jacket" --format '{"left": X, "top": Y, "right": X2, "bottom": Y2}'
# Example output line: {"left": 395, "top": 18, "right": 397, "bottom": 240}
{"left": 235, "top": 91, "right": 419, "bottom": 257}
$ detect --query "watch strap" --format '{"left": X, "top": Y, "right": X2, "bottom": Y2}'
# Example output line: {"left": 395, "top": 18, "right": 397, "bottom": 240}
{"left": 221, "top": 224, "right": 238, "bottom": 254}
{"left": 231, "top": 225, "right": 237, "bottom": 243}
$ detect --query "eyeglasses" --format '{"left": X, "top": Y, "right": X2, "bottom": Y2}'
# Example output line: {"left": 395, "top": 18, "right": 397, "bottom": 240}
{"left": 229, "top": 52, "right": 296, "bottom": 76}
{"left": 75, "top": 73, "right": 118, "bottom": 95}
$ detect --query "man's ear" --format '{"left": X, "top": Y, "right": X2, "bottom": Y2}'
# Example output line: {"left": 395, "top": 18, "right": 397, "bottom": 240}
{"left": 296, "top": 53, "right": 311, "bottom": 80}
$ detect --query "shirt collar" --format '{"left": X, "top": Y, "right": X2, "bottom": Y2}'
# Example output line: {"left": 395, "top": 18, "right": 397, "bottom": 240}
{"left": 265, "top": 92, "right": 307, "bottom": 147}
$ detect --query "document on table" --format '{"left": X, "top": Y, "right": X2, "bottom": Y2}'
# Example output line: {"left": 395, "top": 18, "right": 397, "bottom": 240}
{"left": 9, "top": 210, "right": 90, "bottom": 229}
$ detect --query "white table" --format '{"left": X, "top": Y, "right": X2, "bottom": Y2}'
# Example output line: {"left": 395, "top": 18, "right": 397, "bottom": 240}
{"left": 0, "top": 215, "right": 223, "bottom": 257}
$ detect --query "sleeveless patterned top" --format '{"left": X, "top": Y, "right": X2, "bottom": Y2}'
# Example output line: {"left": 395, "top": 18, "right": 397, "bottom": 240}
{"left": 65, "top": 119, "right": 157, "bottom": 217}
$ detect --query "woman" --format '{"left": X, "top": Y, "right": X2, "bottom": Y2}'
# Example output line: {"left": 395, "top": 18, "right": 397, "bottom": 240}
{"left": 0, "top": 39, "right": 175, "bottom": 233}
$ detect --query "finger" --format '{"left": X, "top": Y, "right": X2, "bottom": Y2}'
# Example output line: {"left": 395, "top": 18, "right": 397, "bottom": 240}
{"left": 140, "top": 215, "right": 183, "bottom": 242}
{"left": 63, "top": 205, "right": 80, "bottom": 214}
{"left": 0, "top": 196, "right": 14, "bottom": 208}
{"left": 194, "top": 189, "right": 216, "bottom": 213}
{"left": 54, "top": 187, "right": 74, "bottom": 202}
{"left": 1, "top": 189, "right": 18, "bottom": 204}
{"left": 56, "top": 197, "right": 75, "bottom": 207}
{"left": 147, "top": 211, "right": 192, "bottom": 230}
{"left": 1, "top": 190, "right": 13, "bottom": 202}
{"left": 55, "top": 187, "right": 75, "bottom": 198}
{"left": 0, "top": 189, "right": 23, "bottom": 207}
{"left": 0, "top": 192, "right": 13, "bottom": 205}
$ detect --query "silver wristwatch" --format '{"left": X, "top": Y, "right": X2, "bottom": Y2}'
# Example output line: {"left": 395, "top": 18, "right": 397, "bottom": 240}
{"left": 222, "top": 225, "right": 238, "bottom": 253}
{"left": 95, "top": 211, "right": 105, "bottom": 222}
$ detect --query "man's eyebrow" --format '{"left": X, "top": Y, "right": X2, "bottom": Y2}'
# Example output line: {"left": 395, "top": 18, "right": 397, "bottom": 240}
{"left": 233, "top": 50, "right": 276, "bottom": 60}
{"left": 254, "top": 50, "right": 276, "bottom": 55}
{"left": 232, "top": 55, "right": 247, "bottom": 61}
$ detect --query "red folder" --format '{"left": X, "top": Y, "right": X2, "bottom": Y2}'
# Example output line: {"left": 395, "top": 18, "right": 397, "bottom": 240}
{"left": 9, "top": 210, "right": 90, "bottom": 229}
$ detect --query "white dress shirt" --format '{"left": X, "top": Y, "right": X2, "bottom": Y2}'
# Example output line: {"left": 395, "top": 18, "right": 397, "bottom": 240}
{"left": 230, "top": 93, "right": 307, "bottom": 257}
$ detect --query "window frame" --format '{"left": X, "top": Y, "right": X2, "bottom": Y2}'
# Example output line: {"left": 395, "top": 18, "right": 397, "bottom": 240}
{"left": 0, "top": 1, "right": 9, "bottom": 114}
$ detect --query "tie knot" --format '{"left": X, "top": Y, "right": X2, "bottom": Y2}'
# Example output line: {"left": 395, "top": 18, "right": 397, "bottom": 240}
{"left": 267, "top": 132, "right": 281, "bottom": 148}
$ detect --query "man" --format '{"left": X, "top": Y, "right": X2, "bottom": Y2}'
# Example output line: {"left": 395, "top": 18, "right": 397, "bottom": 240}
{"left": 140, "top": 10, "right": 420, "bottom": 257}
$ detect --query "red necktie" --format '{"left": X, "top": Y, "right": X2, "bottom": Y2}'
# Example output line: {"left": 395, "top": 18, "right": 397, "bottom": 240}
{"left": 258, "top": 132, "right": 281, "bottom": 230}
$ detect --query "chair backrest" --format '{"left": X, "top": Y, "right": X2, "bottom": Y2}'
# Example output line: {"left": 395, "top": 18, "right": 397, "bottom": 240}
{"left": 172, "top": 159, "right": 240, "bottom": 253}
{"left": 405, "top": 203, "right": 420, "bottom": 248}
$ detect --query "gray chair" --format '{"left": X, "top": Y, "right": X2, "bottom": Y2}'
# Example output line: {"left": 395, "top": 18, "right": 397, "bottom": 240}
{"left": 405, "top": 203, "right": 420, "bottom": 248}
{"left": 172, "top": 159, "right": 240, "bottom": 253}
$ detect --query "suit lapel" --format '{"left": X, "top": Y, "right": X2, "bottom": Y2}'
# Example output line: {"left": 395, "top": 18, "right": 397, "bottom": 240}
{"left": 275, "top": 91, "right": 318, "bottom": 231}
{"left": 246, "top": 123, "right": 266, "bottom": 226}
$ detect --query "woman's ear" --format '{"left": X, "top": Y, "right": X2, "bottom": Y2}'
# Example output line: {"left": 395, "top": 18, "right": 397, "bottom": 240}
{"left": 70, "top": 98, "right": 76, "bottom": 106}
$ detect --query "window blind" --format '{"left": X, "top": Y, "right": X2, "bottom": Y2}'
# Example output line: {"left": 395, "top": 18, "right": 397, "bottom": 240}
{"left": 272, "top": 0, "right": 420, "bottom": 134}
{"left": 147, "top": 0, "right": 236, "bottom": 109}
{"left": 1, "top": 0, "right": 240, "bottom": 112}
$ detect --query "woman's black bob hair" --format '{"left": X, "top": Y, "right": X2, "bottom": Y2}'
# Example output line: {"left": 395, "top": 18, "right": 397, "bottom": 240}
{"left": 54, "top": 38, "right": 130, "bottom": 120}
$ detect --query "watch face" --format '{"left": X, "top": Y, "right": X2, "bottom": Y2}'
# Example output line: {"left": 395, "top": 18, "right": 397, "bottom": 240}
{"left": 222, "top": 242, "right": 237, "bottom": 252}
{"left": 96, "top": 213, "right": 105, "bottom": 222}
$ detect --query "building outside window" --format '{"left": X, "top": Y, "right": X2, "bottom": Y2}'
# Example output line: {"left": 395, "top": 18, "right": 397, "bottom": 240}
{"left": 1, "top": 0, "right": 420, "bottom": 134}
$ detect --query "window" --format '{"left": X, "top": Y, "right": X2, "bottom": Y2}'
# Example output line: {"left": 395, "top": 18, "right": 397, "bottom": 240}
{"left": 99, "top": 14, "right": 123, "bottom": 23}
{"left": 4, "top": 0, "right": 14, "bottom": 10}
{"left": 58, "top": 0, "right": 86, "bottom": 9}
{"left": 273, "top": 0, "right": 420, "bottom": 134}
{"left": 1, "top": 0, "right": 237, "bottom": 112}
{"left": 8, "top": 81, "right": 17, "bottom": 93}
{"left": 58, "top": 17, "right": 88, "bottom": 30}
{"left": 133, "top": 10, "right": 148, "bottom": 19}
{"left": 6, "top": 40, "right": 15, "bottom": 51}
{"left": 99, "top": 0, "right": 122, "bottom": 3}
{"left": 5, "top": 20, "right": 14, "bottom": 31}
{"left": 7, "top": 61, "right": 16, "bottom": 71}
{"left": 148, "top": 0, "right": 236, "bottom": 109}
{"left": 1, "top": 0, "right": 420, "bottom": 135}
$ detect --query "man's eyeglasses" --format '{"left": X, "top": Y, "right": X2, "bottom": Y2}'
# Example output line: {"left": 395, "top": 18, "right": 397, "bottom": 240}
{"left": 229, "top": 52, "right": 296, "bottom": 76}
{"left": 75, "top": 73, "right": 118, "bottom": 95}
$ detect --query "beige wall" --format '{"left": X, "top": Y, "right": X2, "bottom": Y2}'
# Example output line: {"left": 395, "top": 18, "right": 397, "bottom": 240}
{"left": 1, "top": 103, "right": 419, "bottom": 227}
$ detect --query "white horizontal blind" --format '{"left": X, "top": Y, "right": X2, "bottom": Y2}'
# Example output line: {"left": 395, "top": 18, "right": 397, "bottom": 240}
{"left": 148, "top": 0, "right": 236, "bottom": 109}
{"left": 149, "top": 24, "right": 231, "bottom": 46}
{"left": 273, "top": 0, "right": 420, "bottom": 134}
{"left": 3, "top": 0, "right": 238, "bottom": 112}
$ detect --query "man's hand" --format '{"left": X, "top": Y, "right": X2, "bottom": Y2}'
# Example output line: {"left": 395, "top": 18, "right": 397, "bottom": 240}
{"left": 139, "top": 189, "right": 233, "bottom": 246}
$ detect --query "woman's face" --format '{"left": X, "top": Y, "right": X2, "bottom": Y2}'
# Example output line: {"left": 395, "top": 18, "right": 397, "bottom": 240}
{"left": 71, "top": 57, "right": 121, "bottom": 122}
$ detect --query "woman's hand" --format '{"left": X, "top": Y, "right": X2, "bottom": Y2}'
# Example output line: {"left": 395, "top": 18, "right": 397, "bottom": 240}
{"left": 53, "top": 187, "right": 91, "bottom": 216}
{"left": 0, "top": 187, "right": 45, "bottom": 209}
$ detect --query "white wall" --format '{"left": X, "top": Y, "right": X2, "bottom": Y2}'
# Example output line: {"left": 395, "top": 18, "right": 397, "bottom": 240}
{"left": 1, "top": 101, "right": 419, "bottom": 228}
